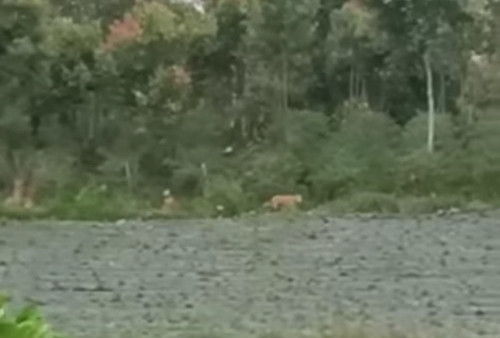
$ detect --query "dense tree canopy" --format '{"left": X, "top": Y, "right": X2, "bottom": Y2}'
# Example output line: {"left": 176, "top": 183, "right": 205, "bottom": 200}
{"left": 1, "top": 0, "right": 500, "bottom": 217}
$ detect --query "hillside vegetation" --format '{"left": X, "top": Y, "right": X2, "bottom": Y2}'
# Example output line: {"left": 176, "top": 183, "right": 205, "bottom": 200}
{"left": 2, "top": 0, "right": 500, "bottom": 219}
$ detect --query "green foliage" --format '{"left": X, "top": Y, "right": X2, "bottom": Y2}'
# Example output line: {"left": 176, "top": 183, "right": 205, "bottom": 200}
{"left": 316, "top": 192, "right": 468, "bottom": 216}
{"left": 286, "top": 109, "right": 330, "bottom": 160}
{"left": 400, "top": 113, "right": 458, "bottom": 153}
{"left": 2, "top": 0, "right": 500, "bottom": 220}
{"left": 204, "top": 175, "right": 255, "bottom": 217}
{"left": 132, "top": 1, "right": 215, "bottom": 43}
{"left": 327, "top": 192, "right": 400, "bottom": 214}
{"left": 308, "top": 107, "right": 400, "bottom": 201}
{"left": 170, "top": 163, "right": 204, "bottom": 197}
{"left": 243, "top": 149, "right": 305, "bottom": 201}
{"left": 0, "top": 293, "right": 65, "bottom": 338}
{"left": 398, "top": 195, "right": 465, "bottom": 215}
{"left": 43, "top": 17, "right": 101, "bottom": 56}
{"left": 394, "top": 149, "right": 444, "bottom": 195}
{"left": 45, "top": 183, "right": 144, "bottom": 220}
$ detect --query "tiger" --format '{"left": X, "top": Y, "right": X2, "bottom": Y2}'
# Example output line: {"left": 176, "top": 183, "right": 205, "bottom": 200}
{"left": 267, "top": 194, "right": 303, "bottom": 211}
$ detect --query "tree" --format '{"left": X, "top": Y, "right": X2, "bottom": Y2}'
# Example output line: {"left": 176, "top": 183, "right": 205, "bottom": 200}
{"left": 370, "top": 0, "right": 472, "bottom": 152}
{"left": 49, "top": 0, "right": 135, "bottom": 26}
{"left": 246, "top": 0, "right": 319, "bottom": 143}
{"left": 0, "top": 0, "right": 54, "bottom": 208}
{"left": 99, "top": 1, "right": 216, "bottom": 189}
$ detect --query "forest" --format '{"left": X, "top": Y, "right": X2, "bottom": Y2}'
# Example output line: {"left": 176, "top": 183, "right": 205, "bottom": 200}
{"left": 1, "top": 0, "right": 500, "bottom": 219}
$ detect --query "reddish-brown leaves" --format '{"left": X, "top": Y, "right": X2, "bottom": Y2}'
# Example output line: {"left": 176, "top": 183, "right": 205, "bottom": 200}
{"left": 103, "top": 14, "right": 143, "bottom": 51}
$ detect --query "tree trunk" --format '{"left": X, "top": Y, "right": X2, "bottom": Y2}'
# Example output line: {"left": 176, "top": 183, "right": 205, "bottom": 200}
{"left": 281, "top": 52, "right": 289, "bottom": 143}
{"left": 356, "top": 71, "right": 362, "bottom": 99}
{"left": 235, "top": 58, "right": 246, "bottom": 99}
{"left": 22, "top": 171, "right": 36, "bottom": 209}
{"left": 349, "top": 66, "right": 355, "bottom": 100}
{"left": 241, "top": 115, "right": 247, "bottom": 142}
{"left": 424, "top": 52, "right": 435, "bottom": 154}
{"left": 438, "top": 70, "right": 446, "bottom": 113}
{"left": 4, "top": 178, "right": 24, "bottom": 208}
{"left": 361, "top": 77, "right": 367, "bottom": 104}
{"left": 89, "top": 93, "right": 96, "bottom": 141}
{"left": 379, "top": 77, "right": 386, "bottom": 112}
{"left": 124, "top": 161, "right": 133, "bottom": 191}
{"left": 201, "top": 162, "right": 208, "bottom": 197}
{"left": 3, "top": 150, "right": 37, "bottom": 209}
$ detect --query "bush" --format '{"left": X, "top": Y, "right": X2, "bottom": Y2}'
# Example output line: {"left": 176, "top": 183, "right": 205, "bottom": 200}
{"left": 286, "top": 110, "right": 331, "bottom": 162}
{"left": 324, "top": 192, "right": 400, "bottom": 214}
{"left": 309, "top": 109, "right": 400, "bottom": 201}
{"left": 395, "top": 109, "right": 500, "bottom": 199}
{"left": 242, "top": 150, "right": 305, "bottom": 202}
{"left": 319, "top": 193, "right": 468, "bottom": 216}
{"left": 170, "top": 164, "right": 205, "bottom": 198}
{"left": 0, "top": 293, "right": 66, "bottom": 338}
{"left": 400, "top": 113, "right": 459, "bottom": 154}
{"left": 45, "top": 183, "right": 145, "bottom": 220}
{"left": 461, "top": 108, "right": 500, "bottom": 199}
{"left": 309, "top": 147, "right": 360, "bottom": 202}
{"left": 203, "top": 176, "right": 257, "bottom": 217}
{"left": 398, "top": 195, "right": 465, "bottom": 215}
{"left": 394, "top": 150, "right": 445, "bottom": 196}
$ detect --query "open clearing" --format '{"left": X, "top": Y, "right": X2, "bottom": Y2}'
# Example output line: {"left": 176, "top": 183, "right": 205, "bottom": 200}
{"left": 1, "top": 213, "right": 500, "bottom": 337}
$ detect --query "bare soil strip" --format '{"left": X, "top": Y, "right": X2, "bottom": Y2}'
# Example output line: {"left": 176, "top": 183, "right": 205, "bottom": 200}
{"left": 1, "top": 214, "right": 500, "bottom": 337}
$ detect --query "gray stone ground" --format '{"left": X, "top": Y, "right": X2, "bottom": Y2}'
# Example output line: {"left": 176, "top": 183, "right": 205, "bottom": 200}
{"left": 1, "top": 213, "right": 500, "bottom": 338}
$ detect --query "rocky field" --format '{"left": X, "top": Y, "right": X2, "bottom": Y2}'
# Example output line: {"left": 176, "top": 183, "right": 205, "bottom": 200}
{"left": 1, "top": 213, "right": 500, "bottom": 337}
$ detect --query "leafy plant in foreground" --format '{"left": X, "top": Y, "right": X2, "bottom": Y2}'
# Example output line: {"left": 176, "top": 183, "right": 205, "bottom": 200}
{"left": 0, "top": 293, "right": 65, "bottom": 338}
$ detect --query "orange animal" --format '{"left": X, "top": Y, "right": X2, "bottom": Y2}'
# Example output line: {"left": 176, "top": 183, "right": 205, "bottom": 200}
{"left": 268, "top": 194, "right": 303, "bottom": 211}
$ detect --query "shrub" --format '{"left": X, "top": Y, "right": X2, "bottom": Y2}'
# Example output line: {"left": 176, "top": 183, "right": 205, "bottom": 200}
{"left": 394, "top": 108, "right": 500, "bottom": 200}
{"left": 325, "top": 192, "right": 400, "bottom": 214}
{"left": 242, "top": 150, "right": 305, "bottom": 202}
{"left": 398, "top": 195, "right": 465, "bottom": 215}
{"left": 170, "top": 164, "right": 205, "bottom": 198}
{"left": 286, "top": 110, "right": 331, "bottom": 162}
{"left": 45, "top": 183, "right": 144, "bottom": 220}
{"left": 394, "top": 149, "right": 445, "bottom": 196}
{"left": 400, "top": 113, "right": 459, "bottom": 154}
{"left": 309, "top": 147, "right": 360, "bottom": 202}
{"left": 0, "top": 293, "right": 65, "bottom": 338}
{"left": 203, "top": 176, "right": 256, "bottom": 217}
{"left": 309, "top": 108, "right": 400, "bottom": 201}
